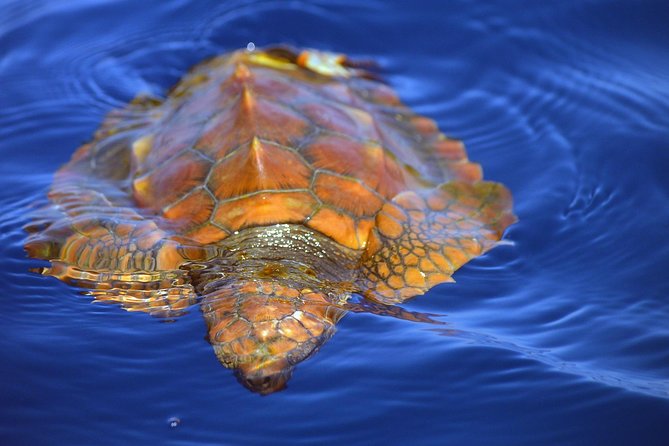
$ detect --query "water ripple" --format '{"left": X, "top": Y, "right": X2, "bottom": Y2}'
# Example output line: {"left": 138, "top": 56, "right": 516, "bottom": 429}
{"left": 440, "top": 326, "right": 669, "bottom": 399}
{"left": 2, "top": 0, "right": 669, "bottom": 443}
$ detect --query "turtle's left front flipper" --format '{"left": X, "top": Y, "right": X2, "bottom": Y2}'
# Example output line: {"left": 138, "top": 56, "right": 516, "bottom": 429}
{"left": 359, "top": 181, "right": 516, "bottom": 304}
{"left": 24, "top": 97, "right": 206, "bottom": 316}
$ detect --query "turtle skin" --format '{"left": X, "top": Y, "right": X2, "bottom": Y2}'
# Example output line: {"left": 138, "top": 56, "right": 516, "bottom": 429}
{"left": 25, "top": 46, "right": 515, "bottom": 394}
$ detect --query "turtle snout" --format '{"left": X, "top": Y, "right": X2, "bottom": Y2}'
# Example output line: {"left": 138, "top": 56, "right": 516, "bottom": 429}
{"left": 236, "top": 368, "right": 293, "bottom": 395}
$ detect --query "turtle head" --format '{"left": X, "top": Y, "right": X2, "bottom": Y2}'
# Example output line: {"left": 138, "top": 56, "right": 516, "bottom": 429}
{"left": 234, "top": 356, "right": 293, "bottom": 395}
{"left": 200, "top": 279, "right": 345, "bottom": 395}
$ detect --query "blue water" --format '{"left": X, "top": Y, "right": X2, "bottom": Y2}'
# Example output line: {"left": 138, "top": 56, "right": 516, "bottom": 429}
{"left": 2, "top": 0, "right": 669, "bottom": 444}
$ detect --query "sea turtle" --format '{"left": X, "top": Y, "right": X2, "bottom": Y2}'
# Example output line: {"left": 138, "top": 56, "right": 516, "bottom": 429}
{"left": 25, "top": 46, "right": 516, "bottom": 394}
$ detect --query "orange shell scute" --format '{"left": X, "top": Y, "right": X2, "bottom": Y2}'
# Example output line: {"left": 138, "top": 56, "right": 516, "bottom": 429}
{"left": 163, "top": 187, "right": 215, "bottom": 228}
{"left": 307, "top": 207, "right": 361, "bottom": 250}
{"left": 133, "top": 151, "right": 212, "bottom": 210}
{"left": 302, "top": 134, "right": 408, "bottom": 199}
{"left": 376, "top": 210, "right": 405, "bottom": 240}
{"left": 142, "top": 117, "right": 200, "bottom": 172}
{"left": 196, "top": 93, "right": 310, "bottom": 158}
{"left": 312, "top": 172, "right": 384, "bottom": 217}
{"left": 208, "top": 138, "right": 312, "bottom": 200}
{"left": 433, "top": 138, "right": 467, "bottom": 161}
{"left": 393, "top": 191, "right": 427, "bottom": 211}
{"left": 184, "top": 223, "right": 230, "bottom": 244}
{"left": 298, "top": 102, "right": 378, "bottom": 141}
{"left": 213, "top": 191, "right": 318, "bottom": 232}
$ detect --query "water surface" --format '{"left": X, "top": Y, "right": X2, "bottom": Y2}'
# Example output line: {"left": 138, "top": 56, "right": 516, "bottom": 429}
{"left": 2, "top": 1, "right": 669, "bottom": 444}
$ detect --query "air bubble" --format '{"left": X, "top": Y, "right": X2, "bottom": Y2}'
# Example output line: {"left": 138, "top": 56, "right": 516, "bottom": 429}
{"left": 246, "top": 42, "right": 256, "bottom": 52}
{"left": 167, "top": 416, "right": 181, "bottom": 428}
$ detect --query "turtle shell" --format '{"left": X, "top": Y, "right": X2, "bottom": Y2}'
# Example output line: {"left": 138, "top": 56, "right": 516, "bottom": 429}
{"left": 51, "top": 47, "right": 485, "bottom": 253}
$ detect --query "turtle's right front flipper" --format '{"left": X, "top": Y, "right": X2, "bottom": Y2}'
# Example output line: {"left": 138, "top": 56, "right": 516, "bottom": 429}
{"left": 358, "top": 181, "right": 516, "bottom": 304}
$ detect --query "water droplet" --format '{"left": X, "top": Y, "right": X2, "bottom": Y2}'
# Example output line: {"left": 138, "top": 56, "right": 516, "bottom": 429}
{"left": 167, "top": 416, "right": 181, "bottom": 428}
{"left": 246, "top": 42, "right": 256, "bottom": 52}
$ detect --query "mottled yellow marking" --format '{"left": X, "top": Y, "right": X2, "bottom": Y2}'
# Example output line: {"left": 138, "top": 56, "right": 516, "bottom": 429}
{"left": 247, "top": 52, "right": 297, "bottom": 71}
{"left": 132, "top": 134, "right": 154, "bottom": 164}
{"left": 297, "top": 50, "right": 350, "bottom": 77}
{"left": 132, "top": 175, "right": 151, "bottom": 200}
{"left": 239, "top": 296, "right": 293, "bottom": 323}
{"left": 355, "top": 218, "right": 375, "bottom": 249}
